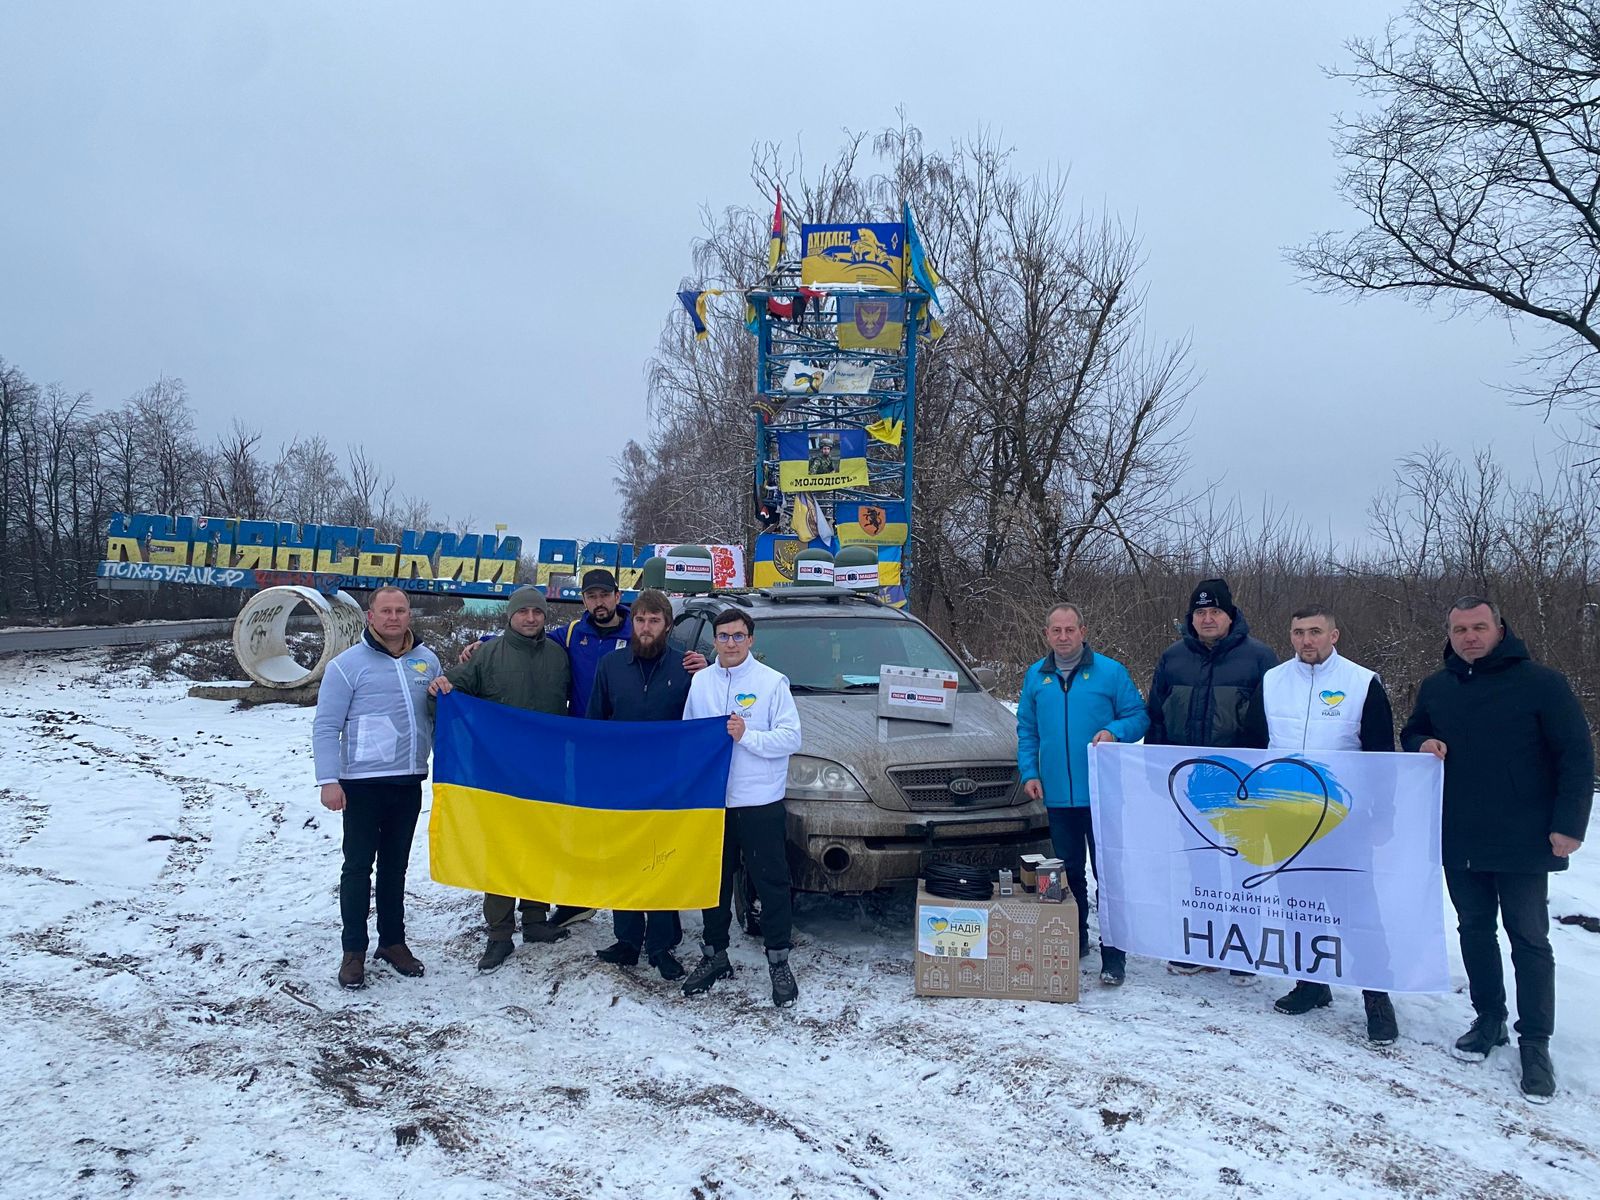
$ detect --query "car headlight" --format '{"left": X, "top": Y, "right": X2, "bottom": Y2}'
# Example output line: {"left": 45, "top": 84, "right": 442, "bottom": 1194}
{"left": 786, "top": 754, "right": 868, "bottom": 801}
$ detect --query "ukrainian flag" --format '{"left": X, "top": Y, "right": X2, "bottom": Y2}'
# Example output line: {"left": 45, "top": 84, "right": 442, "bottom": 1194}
{"left": 429, "top": 691, "right": 731, "bottom": 909}
{"left": 677, "top": 289, "right": 722, "bottom": 340}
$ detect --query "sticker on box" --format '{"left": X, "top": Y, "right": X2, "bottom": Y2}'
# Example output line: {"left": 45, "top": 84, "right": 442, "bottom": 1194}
{"left": 917, "top": 905, "right": 989, "bottom": 960}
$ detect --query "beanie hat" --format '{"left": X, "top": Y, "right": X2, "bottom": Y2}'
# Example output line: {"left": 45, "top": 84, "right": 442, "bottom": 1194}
{"left": 506, "top": 585, "right": 547, "bottom": 622}
{"left": 1188, "top": 578, "right": 1236, "bottom": 619}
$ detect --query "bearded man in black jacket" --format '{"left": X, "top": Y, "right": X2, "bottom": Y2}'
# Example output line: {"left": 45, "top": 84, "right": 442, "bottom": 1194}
{"left": 1401, "top": 596, "right": 1593, "bottom": 1104}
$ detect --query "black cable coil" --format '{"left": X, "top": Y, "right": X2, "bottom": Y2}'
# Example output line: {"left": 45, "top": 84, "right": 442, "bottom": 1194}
{"left": 922, "top": 861, "right": 994, "bottom": 901}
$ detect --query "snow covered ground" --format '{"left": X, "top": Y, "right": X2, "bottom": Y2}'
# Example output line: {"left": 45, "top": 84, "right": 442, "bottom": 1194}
{"left": 2, "top": 644, "right": 1597, "bottom": 1200}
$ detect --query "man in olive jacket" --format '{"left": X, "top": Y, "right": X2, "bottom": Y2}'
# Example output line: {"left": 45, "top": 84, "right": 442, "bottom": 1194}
{"left": 428, "top": 584, "right": 572, "bottom": 971}
{"left": 1401, "top": 596, "right": 1593, "bottom": 1104}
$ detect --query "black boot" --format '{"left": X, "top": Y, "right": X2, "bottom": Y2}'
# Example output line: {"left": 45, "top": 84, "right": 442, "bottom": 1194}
{"left": 1363, "top": 990, "right": 1399, "bottom": 1045}
{"left": 651, "top": 950, "right": 686, "bottom": 981}
{"left": 595, "top": 941, "right": 640, "bottom": 966}
{"left": 477, "top": 939, "right": 514, "bottom": 972}
{"left": 767, "top": 948, "right": 798, "bottom": 1008}
{"left": 1519, "top": 1040, "right": 1555, "bottom": 1103}
{"left": 1453, "top": 1013, "right": 1509, "bottom": 1061}
{"left": 681, "top": 947, "right": 733, "bottom": 996}
{"left": 1274, "top": 981, "right": 1333, "bottom": 1015}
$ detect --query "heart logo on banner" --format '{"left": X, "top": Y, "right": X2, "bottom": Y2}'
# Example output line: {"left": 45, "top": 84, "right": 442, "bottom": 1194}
{"left": 1167, "top": 756, "right": 1355, "bottom": 888}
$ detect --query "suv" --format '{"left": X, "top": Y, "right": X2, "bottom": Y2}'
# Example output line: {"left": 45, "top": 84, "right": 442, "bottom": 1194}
{"left": 670, "top": 587, "right": 1051, "bottom": 893}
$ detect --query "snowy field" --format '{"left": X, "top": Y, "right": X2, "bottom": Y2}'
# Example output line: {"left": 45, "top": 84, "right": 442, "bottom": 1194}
{"left": 2, "top": 644, "right": 1598, "bottom": 1200}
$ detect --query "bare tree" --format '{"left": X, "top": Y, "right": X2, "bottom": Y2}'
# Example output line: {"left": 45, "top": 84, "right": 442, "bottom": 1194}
{"left": 1292, "top": 0, "right": 1600, "bottom": 419}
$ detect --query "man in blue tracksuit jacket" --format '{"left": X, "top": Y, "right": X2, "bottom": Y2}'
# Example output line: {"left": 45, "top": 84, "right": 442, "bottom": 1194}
{"left": 1017, "top": 602, "right": 1149, "bottom": 986}
{"left": 548, "top": 568, "right": 633, "bottom": 715}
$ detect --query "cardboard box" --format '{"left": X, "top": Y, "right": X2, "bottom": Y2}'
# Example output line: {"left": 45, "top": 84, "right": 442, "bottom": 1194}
{"left": 913, "top": 885, "right": 1080, "bottom": 1003}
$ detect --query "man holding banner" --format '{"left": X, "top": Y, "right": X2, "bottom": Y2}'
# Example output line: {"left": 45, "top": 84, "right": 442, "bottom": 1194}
{"left": 586, "top": 588, "right": 695, "bottom": 981}
{"left": 429, "top": 585, "right": 574, "bottom": 971}
{"left": 1401, "top": 597, "right": 1593, "bottom": 1103}
{"left": 1243, "top": 606, "right": 1401, "bottom": 1045}
{"left": 680, "top": 607, "right": 804, "bottom": 1007}
{"left": 1017, "top": 603, "right": 1149, "bottom": 987}
{"left": 1144, "top": 578, "right": 1277, "bottom": 980}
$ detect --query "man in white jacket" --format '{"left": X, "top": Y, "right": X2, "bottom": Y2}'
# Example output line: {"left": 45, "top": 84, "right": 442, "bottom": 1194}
{"left": 1243, "top": 605, "right": 1399, "bottom": 1045}
{"left": 679, "top": 607, "right": 804, "bottom": 1006}
{"left": 312, "top": 586, "right": 442, "bottom": 990}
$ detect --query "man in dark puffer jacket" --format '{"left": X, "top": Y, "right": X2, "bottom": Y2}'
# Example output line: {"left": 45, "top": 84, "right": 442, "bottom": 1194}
{"left": 1146, "top": 578, "right": 1277, "bottom": 750}
{"left": 1145, "top": 578, "right": 1278, "bottom": 980}
{"left": 1401, "top": 596, "right": 1592, "bottom": 1104}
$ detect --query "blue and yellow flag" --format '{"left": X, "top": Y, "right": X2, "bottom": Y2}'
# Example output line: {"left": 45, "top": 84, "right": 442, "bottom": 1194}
{"left": 753, "top": 533, "right": 836, "bottom": 587}
{"left": 836, "top": 501, "right": 908, "bottom": 546}
{"left": 776, "top": 428, "right": 869, "bottom": 492}
{"left": 800, "top": 222, "right": 905, "bottom": 288}
{"left": 677, "top": 289, "right": 723, "bottom": 340}
{"left": 877, "top": 544, "right": 907, "bottom": 607}
{"left": 837, "top": 295, "right": 905, "bottom": 351}
{"left": 429, "top": 692, "right": 731, "bottom": 909}
{"left": 903, "top": 202, "right": 945, "bottom": 338}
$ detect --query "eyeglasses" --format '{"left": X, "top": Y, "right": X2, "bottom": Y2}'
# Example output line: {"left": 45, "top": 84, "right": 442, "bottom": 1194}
{"left": 714, "top": 632, "right": 749, "bottom": 643}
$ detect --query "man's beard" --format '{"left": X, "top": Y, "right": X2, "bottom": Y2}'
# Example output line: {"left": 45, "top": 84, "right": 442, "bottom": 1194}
{"left": 633, "top": 633, "right": 665, "bottom": 659}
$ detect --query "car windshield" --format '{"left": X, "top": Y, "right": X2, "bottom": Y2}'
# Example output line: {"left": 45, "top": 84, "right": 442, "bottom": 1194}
{"left": 748, "top": 616, "right": 977, "bottom": 694}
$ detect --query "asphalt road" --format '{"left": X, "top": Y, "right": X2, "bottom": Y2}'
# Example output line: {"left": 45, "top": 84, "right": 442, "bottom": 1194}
{"left": 0, "top": 620, "right": 236, "bottom": 653}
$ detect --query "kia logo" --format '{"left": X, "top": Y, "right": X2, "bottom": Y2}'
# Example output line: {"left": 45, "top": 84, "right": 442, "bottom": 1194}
{"left": 947, "top": 777, "right": 979, "bottom": 796}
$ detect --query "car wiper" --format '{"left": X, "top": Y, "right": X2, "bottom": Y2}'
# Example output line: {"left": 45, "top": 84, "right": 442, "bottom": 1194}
{"left": 787, "top": 683, "right": 832, "bottom": 693}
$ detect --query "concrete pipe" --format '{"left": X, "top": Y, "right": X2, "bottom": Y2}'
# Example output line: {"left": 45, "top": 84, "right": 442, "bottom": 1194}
{"left": 233, "top": 586, "right": 365, "bottom": 688}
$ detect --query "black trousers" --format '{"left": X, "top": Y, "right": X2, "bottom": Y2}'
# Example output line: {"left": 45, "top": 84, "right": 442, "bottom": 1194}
{"left": 1047, "top": 806, "right": 1124, "bottom": 969}
{"left": 701, "top": 801, "right": 793, "bottom": 954}
{"left": 1445, "top": 867, "right": 1555, "bottom": 1041}
{"left": 339, "top": 777, "right": 423, "bottom": 953}
{"left": 613, "top": 908, "right": 684, "bottom": 958}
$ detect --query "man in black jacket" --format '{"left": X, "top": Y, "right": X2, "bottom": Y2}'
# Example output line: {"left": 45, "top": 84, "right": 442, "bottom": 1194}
{"left": 1401, "top": 597, "right": 1593, "bottom": 1104}
{"left": 1146, "top": 578, "right": 1278, "bottom": 979}
{"left": 585, "top": 588, "right": 696, "bottom": 980}
{"left": 1146, "top": 578, "right": 1278, "bottom": 750}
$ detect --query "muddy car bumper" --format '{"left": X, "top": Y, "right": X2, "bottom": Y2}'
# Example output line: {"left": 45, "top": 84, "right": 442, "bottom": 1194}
{"left": 782, "top": 799, "right": 1053, "bottom": 893}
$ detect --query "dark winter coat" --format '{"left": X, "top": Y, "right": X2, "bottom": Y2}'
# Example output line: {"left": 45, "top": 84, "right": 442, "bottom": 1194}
{"left": 1399, "top": 626, "right": 1594, "bottom": 873}
{"left": 440, "top": 627, "right": 570, "bottom": 715}
{"left": 1145, "top": 611, "right": 1278, "bottom": 748}
{"left": 587, "top": 645, "right": 693, "bottom": 723}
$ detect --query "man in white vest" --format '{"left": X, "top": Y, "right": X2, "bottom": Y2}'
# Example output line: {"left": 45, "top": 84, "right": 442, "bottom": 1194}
{"left": 1243, "top": 605, "right": 1400, "bottom": 1045}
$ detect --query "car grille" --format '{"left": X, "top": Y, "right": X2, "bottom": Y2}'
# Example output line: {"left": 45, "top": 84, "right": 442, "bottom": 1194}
{"left": 888, "top": 763, "right": 1018, "bottom": 810}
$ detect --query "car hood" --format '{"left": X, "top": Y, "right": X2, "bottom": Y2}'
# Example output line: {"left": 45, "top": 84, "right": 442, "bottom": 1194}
{"left": 793, "top": 689, "right": 1018, "bottom": 769}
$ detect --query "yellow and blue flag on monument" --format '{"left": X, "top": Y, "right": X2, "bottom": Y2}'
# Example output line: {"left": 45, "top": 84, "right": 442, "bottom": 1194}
{"left": 836, "top": 501, "right": 908, "bottom": 546}
{"left": 903, "top": 202, "right": 946, "bottom": 338}
{"left": 837, "top": 295, "right": 905, "bottom": 351}
{"left": 877, "top": 545, "right": 907, "bottom": 607}
{"left": 800, "top": 222, "right": 905, "bottom": 288}
{"left": 677, "top": 289, "right": 723, "bottom": 340}
{"left": 429, "top": 692, "right": 731, "bottom": 909}
{"left": 753, "top": 533, "right": 837, "bottom": 587}
{"left": 776, "top": 428, "right": 869, "bottom": 492}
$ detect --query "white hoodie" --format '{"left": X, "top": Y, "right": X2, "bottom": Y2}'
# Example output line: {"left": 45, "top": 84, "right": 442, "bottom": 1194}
{"left": 682, "top": 653, "right": 803, "bottom": 808}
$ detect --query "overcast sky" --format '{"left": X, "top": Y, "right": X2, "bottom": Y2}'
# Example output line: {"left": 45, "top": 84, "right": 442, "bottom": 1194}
{"left": 0, "top": 2, "right": 1568, "bottom": 551}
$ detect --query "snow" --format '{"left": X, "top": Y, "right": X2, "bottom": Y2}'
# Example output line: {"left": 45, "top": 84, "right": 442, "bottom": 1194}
{"left": 2, "top": 645, "right": 1598, "bottom": 1199}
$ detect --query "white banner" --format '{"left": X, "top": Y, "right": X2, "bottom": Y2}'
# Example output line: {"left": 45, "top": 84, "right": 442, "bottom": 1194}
{"left": 1088, "top": 745, "right": 1449, "bottom": 992}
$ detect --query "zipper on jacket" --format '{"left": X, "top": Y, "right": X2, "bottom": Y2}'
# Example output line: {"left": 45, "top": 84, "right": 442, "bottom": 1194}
{"left": 1300, "top": 661, "right": 1315, "bottom": 751}
{"left": 1055, "top": 662, "right": 1082, "bottom": 801}
{"left": 393, "top": 656, "right": 419, "bottom": 774}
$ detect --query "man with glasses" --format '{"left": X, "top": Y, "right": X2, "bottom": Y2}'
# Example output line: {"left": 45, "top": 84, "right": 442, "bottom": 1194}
{"left": 1401, "top": 596, "right": 1592, "bottom": 1103}
{"left": 680, "top": 608, "right": 804, "bottom": 1007}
